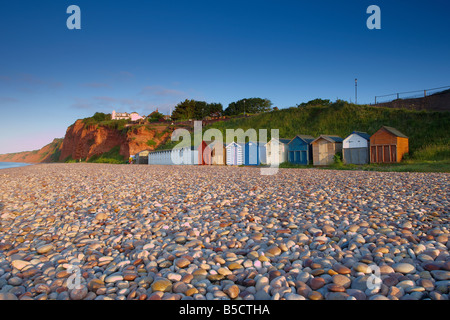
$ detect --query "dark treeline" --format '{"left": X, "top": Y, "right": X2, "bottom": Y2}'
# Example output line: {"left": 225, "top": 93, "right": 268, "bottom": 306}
{"left": 171, "top": 98, "right": 273, "bottom": 120}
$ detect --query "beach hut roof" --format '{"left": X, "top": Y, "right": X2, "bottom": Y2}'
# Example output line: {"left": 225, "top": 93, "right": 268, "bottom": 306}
{"left": 245, "top": 141, "right": 265, "bottom": 146}
{"left": 205, "top": 140, "right": 226, "bottom": 147}
{"left": 350, "top": 131, "right": 371, "bottom": 140}
{"left": 312, "top": 135, "right": 343, "bottom": 144}
{"left": 226, "top": 142, "right": 245, "bottom": 148}
{"left": 265, "top": 138, "right": 291, "bottom": 147}
{"left": 381, "top": 126, "right": 408, "bottom": 138}
{"left": 289, "top": 135, "right": 315, "bottom": 145}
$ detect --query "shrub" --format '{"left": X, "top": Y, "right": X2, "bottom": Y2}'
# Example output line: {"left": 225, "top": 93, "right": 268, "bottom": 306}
{"left": 87, "top": 146, "right": 125, "bottom": 164}
{"left": 333, "top": 152, "right": 343, "bottom": 165}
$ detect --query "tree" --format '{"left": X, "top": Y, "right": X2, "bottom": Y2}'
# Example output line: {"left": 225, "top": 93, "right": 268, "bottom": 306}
{"left": 223, "top": 98, "right": 272, "bottom": 116}
{"left": 171, "top": 99, "right": 223, "bottom": 120}
{"left": 148, "top": 111, "right": 165, "bottom": 122}
{"left": 171, "top": 99, "right": 197, "bottom": 120}
{"left": 207, "top": 103, "right": 223, "bottom": 117}
{"left": 92, "top": 112, "right": 111, "bottom": 122}
{"left": 297, "top": 99, "right": 331, "bottom": 108}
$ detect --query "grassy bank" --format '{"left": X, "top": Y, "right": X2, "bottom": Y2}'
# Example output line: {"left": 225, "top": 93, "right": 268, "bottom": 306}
{"left": 329, "top": 160, "right": 450, "bottom": 173}
{"left": 64, "top": 146, "right": 126, "bottom": 164}
{"left": 204, "top": 101, "right": 450, "bottom": 161}
{"left": 273, "top": 160, "right": 450, "bottom": 172}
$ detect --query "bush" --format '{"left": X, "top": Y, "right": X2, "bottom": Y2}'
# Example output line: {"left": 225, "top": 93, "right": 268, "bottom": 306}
{"left": 87, "top": 146, "right": 125, "bottom": 164}
{"left": 333, "top": 152, "right": 343, "bottom": 165}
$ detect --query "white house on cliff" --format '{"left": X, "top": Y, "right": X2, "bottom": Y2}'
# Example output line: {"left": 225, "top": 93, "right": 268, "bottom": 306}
{"left": 112, "top": 110, "right": 144, "bottom": 121}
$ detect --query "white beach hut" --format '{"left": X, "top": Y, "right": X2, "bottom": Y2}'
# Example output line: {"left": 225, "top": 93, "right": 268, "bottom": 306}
{"left": 226, "top": 142, "right": 244, "bottom": 166}
{"left": 265, "top": 138, "right": 290, "bottom": 165}
{"left": 343, "top": 131, "right": 371, "bottom": 165}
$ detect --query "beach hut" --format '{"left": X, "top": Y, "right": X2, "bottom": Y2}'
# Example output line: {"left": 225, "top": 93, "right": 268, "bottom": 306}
{"left": 198, "top": 140, "right": 226, "bottom": 165}
{"left": 287, "top": 135, "right": 315, "bottom": 165}
{"left": 148, "top": 151, "right": 157, "bottom": 164}
{"left": 209, "top": 141, "right": 227, "bottom": 165}
{"left": 178, "top": 146, "right": 199, "bottom": 165}
{"left": 343, "top": 131, "right": 371, "bottom": 165}
{"left": 135, "top": 150, "right": 150, "bottom": 164}
{"left": 370, "top": 126, "right": 409, "bottom": 163}
{"left": 188, "top": 146, "right": 199, "bottom": 165}
{"left": 226, "top": 142, "right": 244, "bottom": 166}
{"left": 148, "top": 149, "right": 170, "bottom": 165}
{"left": 198, "top": 141, "right": 212, "bottom": 165}
{"left": 311, "top": 135, "right": 343, "bottom": 166}
{"left": 149, "top": 146, "right": 198, "bottom": 165}
{"left": 244, "top": 142, "right": 266, "bottom": 166}
{"left": 265, "top": 138, "right": 291, "bottom": 165}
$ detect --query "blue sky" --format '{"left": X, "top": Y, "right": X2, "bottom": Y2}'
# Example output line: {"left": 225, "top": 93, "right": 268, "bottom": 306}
{"left": 0, "top": 0, "right": 449, "bottom": 154}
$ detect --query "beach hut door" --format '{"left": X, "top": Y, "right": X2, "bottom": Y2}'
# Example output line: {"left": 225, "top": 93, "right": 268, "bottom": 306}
{"left": 319, "top": 141, "right": 327, "bottom": 165}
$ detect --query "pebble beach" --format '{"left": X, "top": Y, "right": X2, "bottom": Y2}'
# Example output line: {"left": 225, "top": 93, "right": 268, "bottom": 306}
{"left": 0, "top": 163, "right": 449, "bottom": 300}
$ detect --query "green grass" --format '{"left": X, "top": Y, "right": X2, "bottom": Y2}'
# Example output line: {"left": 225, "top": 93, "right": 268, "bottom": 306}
{"left": 82, "top": 117, "right": 131, "bottom": 134}
{"left": 412, "top": 143, "right": 450, "bottom": 161}
{"left": 204, "top": 101, "right": 450, "bottom": 161}
{"left": 321, "top": 160, "right": 450, "bottom": 173}
{"left": 278, "top": 162, "right": 314, "bottom": 169}
{"left": 87, "top": 146, "right": 126, "bottom": 164}
{"left": 272, "top": 160, "right": 450, "bottom": 172}
{"left": 64, "top": 155, "right": 78, "bottom": 163}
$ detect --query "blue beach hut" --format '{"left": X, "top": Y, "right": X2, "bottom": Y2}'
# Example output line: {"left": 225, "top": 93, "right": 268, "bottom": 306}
{"left": 287, "top": 135, "right": 315, "bottom": 165}
{"left": 244, "top": 142, "right": 266, "bottom": 166}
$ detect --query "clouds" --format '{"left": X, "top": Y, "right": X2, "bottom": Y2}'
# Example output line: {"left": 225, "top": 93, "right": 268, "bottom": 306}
{"left": 71, "top": 83, "right": 191, "bottom": 115}
{"left": 140, "top": 85, "right": 186, "bottom": 97}
{"left": 138, "top": 85, "right": 190, "bottom": 114}
{"left": 0, "top": 73, "right": 63, "bottom": 93}
{"left": 71, "top": 96, "right": 155, "bottom": 114}
{"left": 82, "top": 82, "right": 111, "bottom": 88}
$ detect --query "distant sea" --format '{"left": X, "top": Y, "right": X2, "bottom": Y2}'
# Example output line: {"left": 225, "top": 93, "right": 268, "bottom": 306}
{"left": 0, "top": 162, "right": 32, "bottom": 170}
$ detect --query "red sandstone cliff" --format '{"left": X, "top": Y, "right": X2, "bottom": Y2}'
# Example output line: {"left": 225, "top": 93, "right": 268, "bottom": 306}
{"left": 59, "top": 120, "right": 172, "bottom": 161}
{"left": 0, "top": 121, "right": 173, "bottom": 163}
{"left": 0, "top": 139, "right": 63, "bottom": 163}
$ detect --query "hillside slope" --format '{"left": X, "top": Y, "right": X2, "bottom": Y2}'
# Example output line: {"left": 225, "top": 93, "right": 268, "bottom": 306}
{"left": 204, "top": 101, "right": 450, "bottom": 160}
{"left": 0, "top": 121, "right": 173, "bottom": 164}
{"left": 0, "top": 139, "right": 63, "bottom": 163}
{"left": 59, "top": 120, "right": 172, "bottom": 162}
{"left": 376, "top": 89, "right": 450, "bottom": 112}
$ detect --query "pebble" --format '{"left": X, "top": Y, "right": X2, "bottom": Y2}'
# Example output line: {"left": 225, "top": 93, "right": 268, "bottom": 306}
{"left": 0, "top": 164, "right": 448, "bottom": 300}
{"left": 332, "top": 264, "right": 351, "bottom": 275}
{"left": 175, "top": 258, "right": 190, "bottom": 269}
{"left": 431, "top": 270, "right": 450, "bottom": 281}
{"left": 105, "top": 274, "right": 124, "bottom": 283}
{"left": 0, "top": 293, "right": 18, "bottom": 300}
{"left": 308, "top": 291, "right": 323, "bottom": 300}
{"left": 223, "top": 285, "right": 240, "bottom": 299}
{"left": 393, "top": 263, "right": 416, "bottom": 274}
{"left": 88, "top": 279, "right": 105, "bottom": 292}
{"left": 151, "top": 279, "right": 172, "bottom": 292}
{"left": 11, "top": 260, "right": 30, "bottom": 271}
{"left": 69, "top": 285, "right": 88, "bottom": 300}
{"left": 36, "top": 244, "right": 54, "bottom": 254}
{"left": 309, "top": 277, "right": 325, "bottom": 290}
{"left": 8, "top": 277, "right": 23, "bottom": 286}
{"left": 332, "top": 274, "right": 351, "bottom": 288}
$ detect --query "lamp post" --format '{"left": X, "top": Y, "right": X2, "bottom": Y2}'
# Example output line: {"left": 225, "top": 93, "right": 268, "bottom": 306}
{"left": 355, "top": 78, "right": 358, "bottom": 104}
{"left": 243, "top": 99, "right": 246, "bottom": 117}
